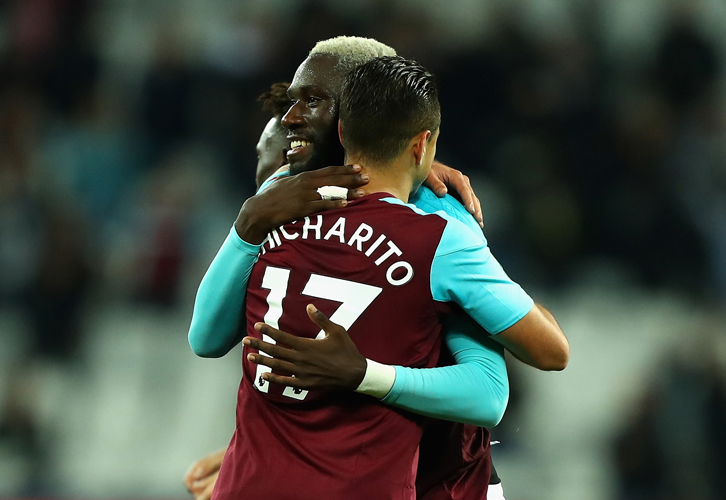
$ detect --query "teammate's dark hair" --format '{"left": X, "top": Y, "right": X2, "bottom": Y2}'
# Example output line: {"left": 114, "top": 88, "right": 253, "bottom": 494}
{"left": 340, "top": 56, "right": 440, "bottom": 164}
{"left": 258, "top": 82, "right": 291, "bottom": 117}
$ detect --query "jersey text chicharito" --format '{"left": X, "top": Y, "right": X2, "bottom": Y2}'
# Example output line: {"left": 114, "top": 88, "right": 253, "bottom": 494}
{"left": 261, "top": 214, "right": 414, "bottom": 287}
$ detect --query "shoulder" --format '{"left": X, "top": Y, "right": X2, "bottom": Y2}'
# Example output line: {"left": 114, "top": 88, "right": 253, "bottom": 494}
{"left": 436, "top": 216, "right": 488, "bottom": 258}
{"left": 409, "top": 186, "right": 483, "bottom": 237}
{"left": 257, "top": 166, "right": 291, "bottom": 193}
{"left": 378, "top": 195, "right": 435, "bottom": 217}
{"left": 377, "top": 195, "right": 486, "bottom": 256}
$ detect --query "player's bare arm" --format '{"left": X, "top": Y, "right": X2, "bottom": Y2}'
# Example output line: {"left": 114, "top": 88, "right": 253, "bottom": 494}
{"left": 191, "top": 40, "right": 524, "bottom": 500}
{"left": 245, "top": 301, "right": 510, "bottom": 428}
{"left": 494, "top": 303, "right": 569, "bottom": 371}
{"left": 246, "top": 302, "right": 568, "bottom": 394}
{"left": 234, "top": 164, "right": 370, "bottom": 244}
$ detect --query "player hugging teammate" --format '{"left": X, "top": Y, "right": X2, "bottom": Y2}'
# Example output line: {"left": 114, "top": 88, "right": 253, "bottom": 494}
{"left": 187, "top": 37, "right": 569, "bottom": 500}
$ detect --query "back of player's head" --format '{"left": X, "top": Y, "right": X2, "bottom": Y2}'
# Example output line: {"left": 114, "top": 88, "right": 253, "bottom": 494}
{"left": 340, "top": 56, "right": 440, "bottom": 164}
{"left": 308, "top": 36, "right": 397, "bottom": 76}
{"left": 255, "top": 82, "right": 290, "bottom": 188}
{"left": 257, "top": 82, "right": 291, "bottom": 118}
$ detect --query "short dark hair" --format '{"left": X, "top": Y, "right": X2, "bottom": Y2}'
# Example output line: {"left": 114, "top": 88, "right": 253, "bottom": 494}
{"left": 340, "top": 56, "right": 440, "bottom": 163}
{"left": 258, "top": 82, "right": 291, "bottom": 117}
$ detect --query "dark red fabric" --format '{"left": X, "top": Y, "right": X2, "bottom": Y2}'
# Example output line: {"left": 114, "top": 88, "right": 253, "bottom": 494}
{"left": 214, "top": 193, "right": 450, "bottom": 500}
{"left": 415, "top": 340, "right": 491, "bottom": 500}
{"left": 416, "top": 421, "right": 491, "bottom": 500}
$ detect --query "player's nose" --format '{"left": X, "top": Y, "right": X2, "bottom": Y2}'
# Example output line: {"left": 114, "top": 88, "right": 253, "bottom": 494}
{"left": 281, "top": 102, "right": 305, "bottom": 130}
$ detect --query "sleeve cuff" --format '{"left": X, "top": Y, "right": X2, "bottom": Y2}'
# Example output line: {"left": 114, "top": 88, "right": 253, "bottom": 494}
{"left": 489, "top": 298, "right": 535, "bottom": 335}
{"left": 354, "top": 359, "right": 396, "bottom": 399}
{"left": 229, "top": 226, "right": 263, "bottom": 255}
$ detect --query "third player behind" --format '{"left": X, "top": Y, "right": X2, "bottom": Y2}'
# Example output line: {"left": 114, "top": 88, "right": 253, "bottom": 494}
{"left": 189, "top": 37, "right": 568, "bottom": 500}
{"left": 190, "top": 54, "right": 568, "bottom": 499}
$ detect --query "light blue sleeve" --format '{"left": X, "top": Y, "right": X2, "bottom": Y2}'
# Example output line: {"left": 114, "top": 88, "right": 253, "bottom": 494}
{"left": 258, "top": 169, "right": 290, "bottom": 192}
{"left": 431, "top": 217, "right": 534, "bottom": 335}
{"left": 381, "top": 312, "right": 509, "bottom": 427}
{"left": 372, "top": 189, "right": 512, "bottom": 426}
{"left": 409, "top": 186, "right": 483, "bottom": 237}
{"left": 188, "top": 171, "right": 289, "bottom": 357}
{"left": 188, "top": 227, "right": 261, "bottom": 357}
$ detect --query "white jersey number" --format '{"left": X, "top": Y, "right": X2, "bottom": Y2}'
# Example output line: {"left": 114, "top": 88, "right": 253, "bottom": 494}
{"left": 253, "top": 266, "right": 382, "bottom": 400}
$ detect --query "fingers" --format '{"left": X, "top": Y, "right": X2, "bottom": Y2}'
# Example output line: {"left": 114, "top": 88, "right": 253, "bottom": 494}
{"left": 425, "top": 171, "right": 448, "bottom": 197}
{"left": 185, "top": 449, "right": 226, "bottom": 493}
{"left": 276, "top": 167, "right": 366, "bottom": 200}
{"left": 263, "top": 372, "right": 308, "bottom": 389}
{"left": 243, "top": 335, "right": 298, "bottom": 362}
{"left": 456, "top": 174, "right": 484, "bottom": 227}
{"left": 246, "top": 352, "right": 299, "bottom": 374}
{"left": 347, "top": 188, "right": 367, "bottom": 200}
{"left": 304, "top": 165, "right": 368, "bottom": 188}
{"left": 306, "top": 199, "right": 349, "bottom": 213}
{"left": 184, "top": 465, "right": 196, "bottom": 488}
{"left": 473, "top": 195, "right": 483, "bottom": 227}
{"left": 184, "top": 463, "right": 207, "bottom": 489}
{"left": 246, "top": 325, "right": 304, "bottom": 371}
{"left": 442, "top": 171, "right": 484, "bottom": 228}
{"left": 308, "top": 164, "right": 360, "bottom": 178}
{"left": 306, "top": 304, "right": 336, "bottom": 334}
{"left": 198, "top": 479, "right": 216, "bottom": 500}
{"left": 312, "top": 173, "right": 370, "bottom": 190}
{"left": 253, "top": 323, "right": 304, "bottom": 349}
{"left": 189, "top": 474, "right": 214, "bottom": 496}
{"left": 192, "top": 472, "right": 218, "bottom": 500}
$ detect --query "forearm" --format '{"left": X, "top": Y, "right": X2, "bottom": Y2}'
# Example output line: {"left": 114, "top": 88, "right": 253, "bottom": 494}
{"left": 533, "top": 303, "right": 569, "bottom": 367}
{"left": 188, "top": 227, "right": 261, "bottom": 357}
{"left": 536, "top": 303, "right": 560, "bottom": 329}
{"left": 494, "top": 303, "right": 569, "bottom": 371}
{"left": 383, "top": 361, "right": 508, "bottom": 427}
{"left": 358, "top": 319, "right": 509, "bottom": 427}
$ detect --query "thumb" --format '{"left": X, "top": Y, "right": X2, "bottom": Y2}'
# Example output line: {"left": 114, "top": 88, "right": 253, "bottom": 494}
{"left": 306, "top": 304, "right": 335, "bottom": 336}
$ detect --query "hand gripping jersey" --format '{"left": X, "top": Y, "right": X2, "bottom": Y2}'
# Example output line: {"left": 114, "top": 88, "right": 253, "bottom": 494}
{"left": 212, "top": 192, "right": 532, "bottom": 500}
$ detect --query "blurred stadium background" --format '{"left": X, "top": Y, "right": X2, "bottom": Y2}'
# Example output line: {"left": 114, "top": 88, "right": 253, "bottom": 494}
{"left": 1, "top": 0, "right": 725, "bottom": 498}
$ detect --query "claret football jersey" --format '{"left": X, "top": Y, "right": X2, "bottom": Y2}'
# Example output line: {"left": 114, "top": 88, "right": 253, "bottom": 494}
{"left": 213, "top": 191, "right": 532, "bottom": 500}
{"left": 410, "top": 187, "right": 501, "bottom": 500}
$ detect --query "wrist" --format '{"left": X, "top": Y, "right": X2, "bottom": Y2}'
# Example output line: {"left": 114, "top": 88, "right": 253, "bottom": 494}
{"left": 345, "top": 356, "right": 368, "bottom": 390}
{"left": 354, "top": 359, "right": 396, "bottom": 399}
{"left": 234, "top": 200, "right": 269, "bottom": 245}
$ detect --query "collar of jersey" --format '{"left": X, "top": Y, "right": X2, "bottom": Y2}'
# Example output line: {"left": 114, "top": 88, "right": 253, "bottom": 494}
{"left": 348, "top": 191, "right": 398, "bottom": 205}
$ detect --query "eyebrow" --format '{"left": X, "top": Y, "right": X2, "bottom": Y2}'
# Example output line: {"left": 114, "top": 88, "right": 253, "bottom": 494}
{"left": 289, "top": 84, "right": 328, "bottom": 96}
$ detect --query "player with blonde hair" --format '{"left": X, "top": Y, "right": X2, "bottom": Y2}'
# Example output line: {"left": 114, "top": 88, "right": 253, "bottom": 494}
{"left": 187, "top": 36, "right": 567, "bottom": 500}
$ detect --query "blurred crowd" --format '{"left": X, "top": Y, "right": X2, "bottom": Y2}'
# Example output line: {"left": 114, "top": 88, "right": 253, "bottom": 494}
{"left": 0, "top": 0, "right": 725, "bottom": 497}
{"left": 614, "top": 340, "right": 726, "bottom": 499}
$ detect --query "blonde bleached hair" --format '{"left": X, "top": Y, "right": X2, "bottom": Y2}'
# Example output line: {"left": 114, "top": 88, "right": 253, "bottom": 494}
{"left": 308, "top": 36, "right": 397, "bottom": 75}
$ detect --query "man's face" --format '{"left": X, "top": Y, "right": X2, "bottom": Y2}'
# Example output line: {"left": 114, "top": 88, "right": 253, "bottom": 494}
{"left": 282, "top": 54, "right": 346, "bottom": 175}
{"left": 255, "top": 117, "right": 288, "bottom": 189}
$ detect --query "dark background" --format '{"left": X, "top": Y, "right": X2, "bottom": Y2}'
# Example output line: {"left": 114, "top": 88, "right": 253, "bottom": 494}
{"left": 0, "top": 0, "right": 724, "bottom": 498}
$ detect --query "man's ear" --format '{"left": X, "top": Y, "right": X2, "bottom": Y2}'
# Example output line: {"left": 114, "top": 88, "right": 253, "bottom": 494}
{"left": 338, "top": 120, "right": 344, "bottom": 145}
{"left": 412, "top": 130, "right": 432, "bottom": 166}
